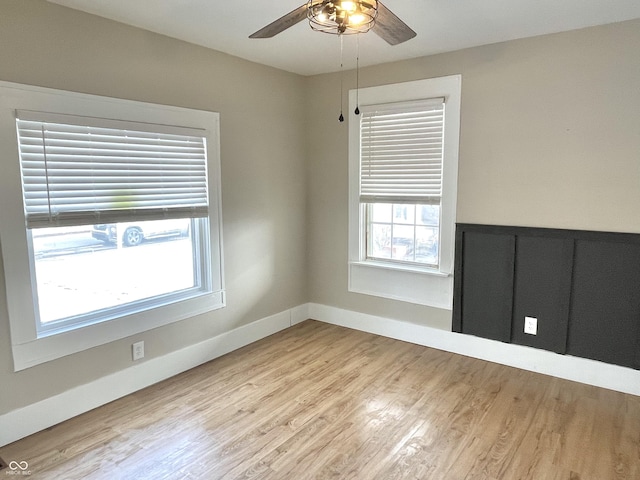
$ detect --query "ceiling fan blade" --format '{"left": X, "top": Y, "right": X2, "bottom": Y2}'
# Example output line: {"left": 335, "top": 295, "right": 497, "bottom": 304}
{"left": 372, "top": 1, "right": 416, "bottom": 45}
{"left": 249, "top": 4, "right": 308, "bottom": 38}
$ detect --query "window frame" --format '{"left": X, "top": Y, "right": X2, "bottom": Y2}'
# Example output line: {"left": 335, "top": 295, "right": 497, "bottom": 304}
{"left": 348, "top": 75, "right": 461, "bottom": 309}
{"left": 0, "top": 81, "right": 225, "bottom": 371}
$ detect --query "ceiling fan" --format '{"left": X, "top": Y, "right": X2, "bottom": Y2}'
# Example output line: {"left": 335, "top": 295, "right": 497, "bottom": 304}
{"left": 250, "top": 0, "right": 416, "bottom": 46}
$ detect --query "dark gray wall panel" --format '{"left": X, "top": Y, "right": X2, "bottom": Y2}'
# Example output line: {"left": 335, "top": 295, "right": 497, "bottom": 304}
{"left": 460, "top": 232, "right": 515, "bottom": 342}
{"left": 511, "top": 236, "right": 574, "bottom": 353}
{"left": 454, "top": 224, "right": 640, "bottom": 370}
{"left": 568, "top": 240, "right": 640, "bottom": 368}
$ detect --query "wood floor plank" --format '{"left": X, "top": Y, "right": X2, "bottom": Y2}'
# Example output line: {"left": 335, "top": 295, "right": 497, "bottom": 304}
{"left": 2, "top": 320, "right": 639, "bottom": 479}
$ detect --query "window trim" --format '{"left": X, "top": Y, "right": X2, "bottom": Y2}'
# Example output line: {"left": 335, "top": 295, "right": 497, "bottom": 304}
{"left": 348, "top": 75, "right": 461, "bottom": 309}
{"left": 0, "top": 81, "right": 225, "bottom": 371}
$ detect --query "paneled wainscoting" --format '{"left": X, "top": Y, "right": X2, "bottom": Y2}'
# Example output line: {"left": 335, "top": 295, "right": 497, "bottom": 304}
{"left": 1, "top": 320, "right": 638, "bottom": 479}
{"left": 454, "top": 223, "right": 640, "bottom": 370}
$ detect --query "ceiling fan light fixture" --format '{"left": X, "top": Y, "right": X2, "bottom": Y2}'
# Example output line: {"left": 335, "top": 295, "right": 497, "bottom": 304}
{"left": 341, "top": 1, "right": 357, "bottom": 13}
{"left": 349, "top": 12, "right": 366, "bottom": 26}
{"left": 307, "top": 0, "right": 378, "bottom": 35}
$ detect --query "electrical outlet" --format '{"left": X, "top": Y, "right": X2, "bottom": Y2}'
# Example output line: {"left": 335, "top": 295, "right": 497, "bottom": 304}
{"left": 132, "top": 341, "right": 144, "bottom": 361}
{"left": 524, "top": 316, "right": 538, "bottom": 335}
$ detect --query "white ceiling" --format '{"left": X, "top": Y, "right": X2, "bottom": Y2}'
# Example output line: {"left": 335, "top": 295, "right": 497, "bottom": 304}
{"left": 48, "top": 0, "right": 640, "bottom": 76}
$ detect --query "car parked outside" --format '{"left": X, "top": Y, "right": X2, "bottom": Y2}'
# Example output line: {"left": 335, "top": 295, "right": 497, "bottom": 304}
{"left": 91, "top": 219, "right": 190, "bottom": 247}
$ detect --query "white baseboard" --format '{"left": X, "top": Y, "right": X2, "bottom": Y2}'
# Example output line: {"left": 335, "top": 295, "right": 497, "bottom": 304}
{"left": 0, "top": 309, "right": 294, "bottom": 447}
{"left": 308, "top": 303, "right": 640, "bottom": 397}
{"left": 3, "top": 302, "right": 638, "bottom": 447}
{"left": 290, "top": 303, "right": 310, "bottom": 325}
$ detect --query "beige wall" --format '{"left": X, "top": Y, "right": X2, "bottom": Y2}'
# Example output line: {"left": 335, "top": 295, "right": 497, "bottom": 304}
{"left": 0, "top": 0, "right": 307, "bottom": 415}
{"left": 2, "top": 0, "right": 639, "bottom": 421}
{"left": 306, "top": 19, "right": 640, "bottom": 328}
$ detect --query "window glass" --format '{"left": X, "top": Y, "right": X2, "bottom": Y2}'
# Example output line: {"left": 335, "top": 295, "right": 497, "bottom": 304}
{"left": 366, "top": 203, "right": 440, "bottom": 267}
{"left": 31, "top": 218, "right": 208, "bottom": 331}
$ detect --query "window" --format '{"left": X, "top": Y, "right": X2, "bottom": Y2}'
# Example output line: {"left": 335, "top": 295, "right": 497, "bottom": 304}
{"left": 348, "top": 76, "right": 461, "bottom": 309}
{"left": 0, "top": 82, "right": 224, "bottom": 370}
{"left": 360, "top": 98, "right": 445, "bottom": 268}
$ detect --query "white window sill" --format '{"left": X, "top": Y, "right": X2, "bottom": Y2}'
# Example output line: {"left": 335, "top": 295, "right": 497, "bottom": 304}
{"left": 348, "top": 261, "right": 453, "bottom": 310}
{"left": 11, "top": 290, "right": 225, "bottom": 371}
{"left": 353, "top": 260, "right": 452, "bottom": 277}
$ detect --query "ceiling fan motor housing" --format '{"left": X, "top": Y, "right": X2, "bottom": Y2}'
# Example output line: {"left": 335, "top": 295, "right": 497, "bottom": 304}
{"left": 307, "top": 0, "right": 378, "bottom": 35}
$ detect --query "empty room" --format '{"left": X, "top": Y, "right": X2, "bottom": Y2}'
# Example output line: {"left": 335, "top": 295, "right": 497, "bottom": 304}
{"left": 1, "top": 1, "right": 639, "bottom": 478}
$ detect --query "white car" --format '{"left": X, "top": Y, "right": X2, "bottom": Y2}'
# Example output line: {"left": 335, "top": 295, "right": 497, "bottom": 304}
{"left": 91, "top": 219, "right": 190, "bottom": 247}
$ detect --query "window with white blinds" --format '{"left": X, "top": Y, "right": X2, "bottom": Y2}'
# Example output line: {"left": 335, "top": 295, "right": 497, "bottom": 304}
{"left": 16, "top": 110, "right": 209, "bottom": 228}
{"left": 1, "top": 83, "right": 225, "bottom": 370}
{"left": 348, "top": 75, "right": 461, "bottom": 309}
{"left": 359, "top": 98, "right": 444, "bottom": 205}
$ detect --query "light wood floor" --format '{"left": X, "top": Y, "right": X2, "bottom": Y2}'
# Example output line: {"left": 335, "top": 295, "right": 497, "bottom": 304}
{"left": 2, "top": 320, "right": 639, "bottom": 479}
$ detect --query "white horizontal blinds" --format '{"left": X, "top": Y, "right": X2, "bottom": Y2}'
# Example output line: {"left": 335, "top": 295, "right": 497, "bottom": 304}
{"left": 360, "top": 98, "right": 445, "bottom": 204}
{"left": 16, "top": 110, "right": 209, "bottom": 228}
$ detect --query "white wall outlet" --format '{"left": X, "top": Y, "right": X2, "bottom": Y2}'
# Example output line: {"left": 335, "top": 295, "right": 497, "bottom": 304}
{"left": 524, "top": 316, "right": 538, "bottom": 335}
{"left": 132, "top": 341, "right": 144, "bottom": 361}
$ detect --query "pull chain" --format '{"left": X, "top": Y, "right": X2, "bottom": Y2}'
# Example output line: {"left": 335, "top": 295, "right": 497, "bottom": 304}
{"left": 354, "top": 33, "right": 360, "bottom": 115}
{"left": 339, "top": 34, "right": 345, "bottom": 122}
